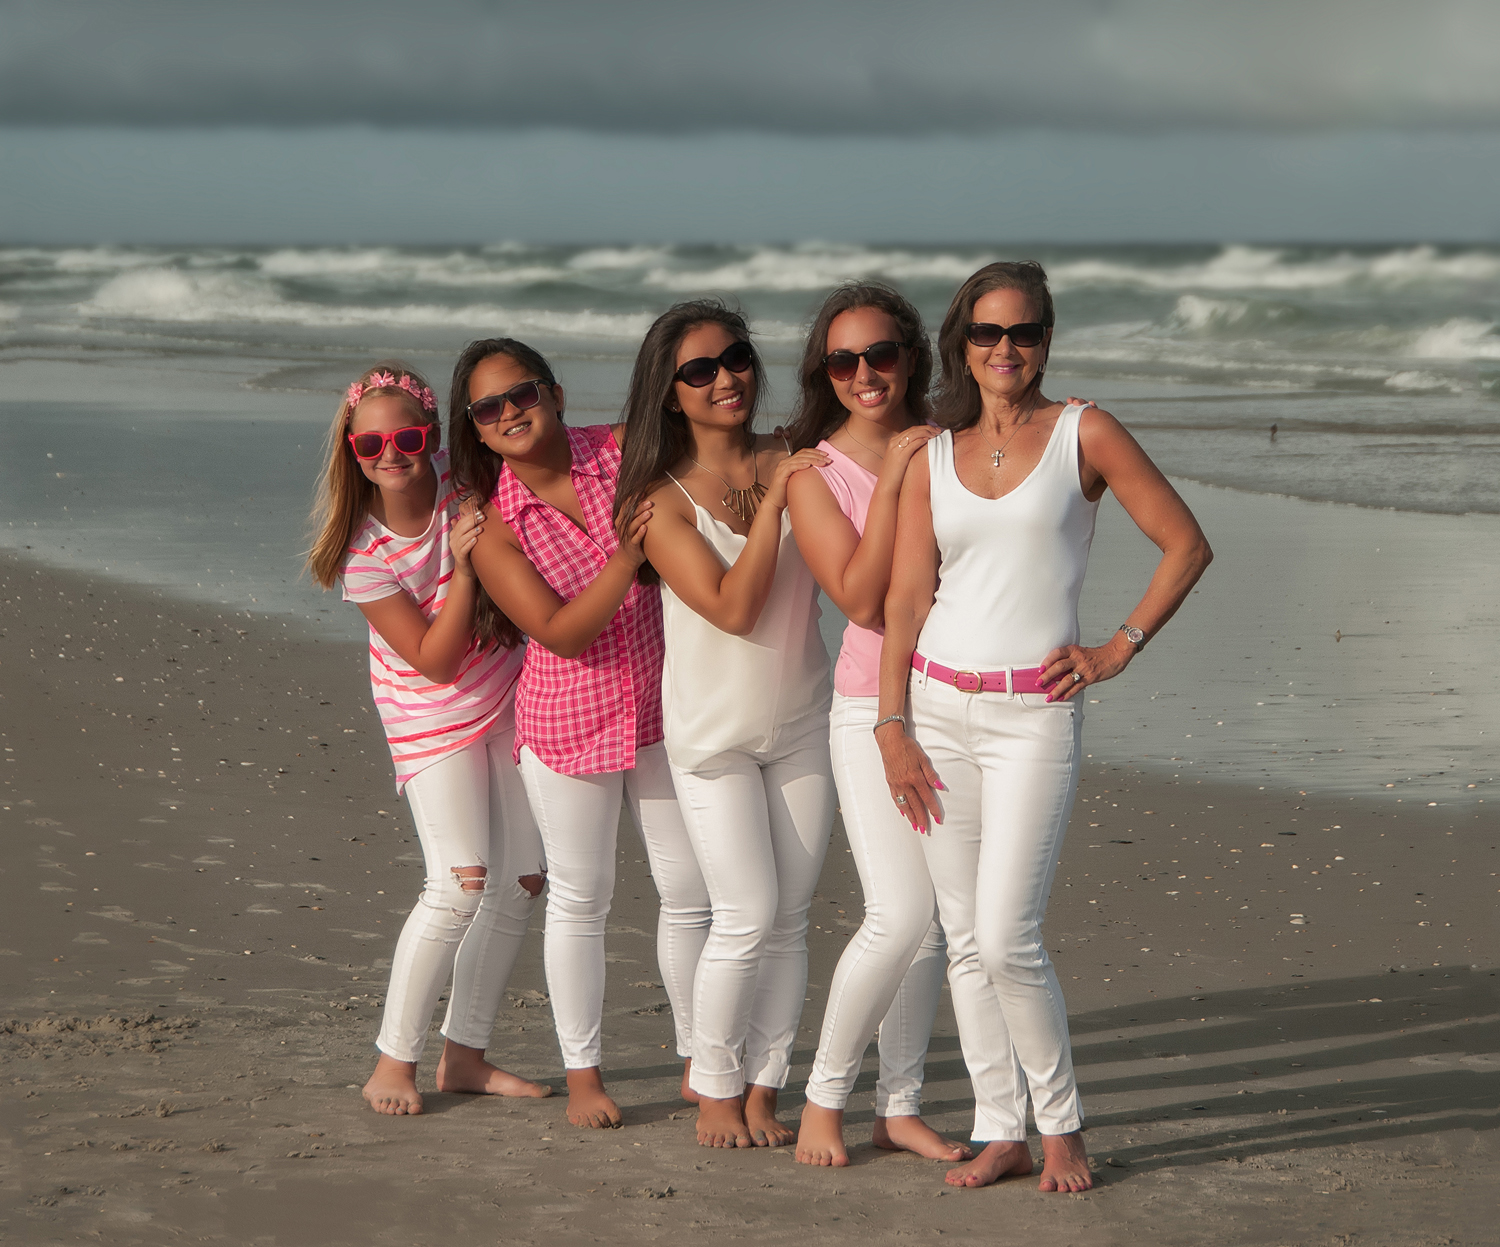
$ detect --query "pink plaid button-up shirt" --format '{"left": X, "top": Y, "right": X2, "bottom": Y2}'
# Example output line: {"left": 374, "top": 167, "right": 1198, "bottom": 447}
{"left": 494, "top": 423, "right": 665, "bottom": 775}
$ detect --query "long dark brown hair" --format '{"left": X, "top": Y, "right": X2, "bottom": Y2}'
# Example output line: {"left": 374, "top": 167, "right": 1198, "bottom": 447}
{"left": 445, "top": 337, "right": 561, "bottom": 650}
{"left": 612, "top": 299, "right": 766, "bottom": 584}
{"left": 933, "top": 261, "right": 1055, "bottom": 431}
{"left": 786, "top": 282, "right": 933, "bottom": 451}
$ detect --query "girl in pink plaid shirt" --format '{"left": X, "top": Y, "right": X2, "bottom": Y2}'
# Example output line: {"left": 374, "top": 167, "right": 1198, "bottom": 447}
{"left": 451, "top": 337, "right": 710, "bottom": 1131}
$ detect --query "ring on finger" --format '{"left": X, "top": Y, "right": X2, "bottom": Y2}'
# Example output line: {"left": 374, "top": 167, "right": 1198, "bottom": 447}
{"left": 894, "top": 794, "right": 908, "bottom": 805}
{"left": 1072, "top": 672, "right": 1083, "bottom": 684}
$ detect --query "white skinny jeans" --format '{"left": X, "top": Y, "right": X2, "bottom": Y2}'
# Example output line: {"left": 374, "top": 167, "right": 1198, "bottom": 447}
{"left": 908, "top": 675, "right": 1085, "bottom": 1141}
{"left": 804, "top": 693, "right": 947, "bottom": 1117}
{"left": 670, "top": 709, "right": 836, "bottom": 1100}
{"left": 376, "top": 721, "right": 544, "bottom": 1063}
{"left": 518, "top": 741, "right": 710, "bottom": 1069}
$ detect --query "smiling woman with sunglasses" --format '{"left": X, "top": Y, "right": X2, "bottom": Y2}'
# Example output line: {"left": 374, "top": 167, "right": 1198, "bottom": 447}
{"left": 612, "top": 299, "right": 835, "bottom": 1151}
{"left": 307, "top": 361, "right": 549, "bottom": 1120}
{"left": 775, "top": 283, "right": 969, "bottom": 1170}
{"left": 448, "top": 337, "right": 711, "bottom": 1132}
{"left": 875, "top": 262, "right": 1214, "bottom": 1193}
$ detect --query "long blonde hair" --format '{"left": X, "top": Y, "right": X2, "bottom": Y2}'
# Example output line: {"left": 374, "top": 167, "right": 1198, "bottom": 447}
{"left": 305, "top": 360, "right": 440, "bottom": 589}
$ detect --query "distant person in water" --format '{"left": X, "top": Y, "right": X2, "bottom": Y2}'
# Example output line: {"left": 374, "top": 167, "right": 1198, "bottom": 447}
{"left": 307, "top": 362, "right": 550, "bottom": 1117}
{"left": 877, "top": 262, "right": 1212, "bottom": 1191}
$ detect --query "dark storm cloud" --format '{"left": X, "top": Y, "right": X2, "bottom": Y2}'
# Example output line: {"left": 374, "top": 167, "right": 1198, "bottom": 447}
{"left": 4, "top": 0, "right": 1499, "bottom": 133}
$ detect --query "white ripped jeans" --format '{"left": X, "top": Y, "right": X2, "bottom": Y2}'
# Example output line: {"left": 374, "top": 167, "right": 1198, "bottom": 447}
{"left": 670, "top": 709, "right": 837, "bottom": 1100}
{"left": 908, "top": 675, "right": 1085, "bottom": 1141}
{"left": 375, "top": 720, "right": 545, "bottom": 1063}
{"left": 518, "top": 741, "right": 710, "bottom": 1070}
{"left": 803, "top": 694, "right": 947, "bottom": 1117}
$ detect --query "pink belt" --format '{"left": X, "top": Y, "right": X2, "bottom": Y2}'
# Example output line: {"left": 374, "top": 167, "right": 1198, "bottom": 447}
{"left": 912, "top": 652, "right": 1052, "bottom": 695}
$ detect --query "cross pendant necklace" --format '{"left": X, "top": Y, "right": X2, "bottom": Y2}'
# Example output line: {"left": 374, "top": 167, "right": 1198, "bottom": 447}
{"left": 979, "top": 398, "right": 1037, "bottom": 467}
{"left": 981, "top": 421, "right": 1025, "bottom": 466}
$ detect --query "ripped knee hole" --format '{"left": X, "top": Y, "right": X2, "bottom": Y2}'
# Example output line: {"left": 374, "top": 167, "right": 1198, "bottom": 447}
{"left": 517, "top": 873, "right": 545, "bottom": 899}
{"left": 451, "top": 865, "right": 488, "bottom": 893}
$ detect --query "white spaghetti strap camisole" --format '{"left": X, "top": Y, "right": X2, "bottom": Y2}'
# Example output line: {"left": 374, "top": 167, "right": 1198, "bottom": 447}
{"left": 918, "top": 403, "right": 1099, "bottom": 670}
{"left": 659, "top": 480, "right": 831, "bottom": 771}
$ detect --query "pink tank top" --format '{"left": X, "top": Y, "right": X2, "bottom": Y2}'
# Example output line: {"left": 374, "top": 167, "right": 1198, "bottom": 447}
{"left": 813, "top": 441, "right": 882, "bottom": 697}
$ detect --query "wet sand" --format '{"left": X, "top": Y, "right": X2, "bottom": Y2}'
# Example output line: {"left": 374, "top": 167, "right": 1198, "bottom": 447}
{"left": 3, "top": 547, "right": 1497, "bottom": 1246}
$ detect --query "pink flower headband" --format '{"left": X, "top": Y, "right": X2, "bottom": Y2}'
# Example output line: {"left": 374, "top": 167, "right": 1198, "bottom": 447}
{"left": 346, "top": 371, "right": 437, "bottom": 415}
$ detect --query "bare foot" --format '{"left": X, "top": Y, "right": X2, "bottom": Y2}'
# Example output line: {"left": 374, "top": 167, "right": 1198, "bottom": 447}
{"left": 1037, "top": 1131, "right": 1094, "bottom": 1192}
{"left": 680, "top": 1058, "right": 700, "bottom": 1105}
{"left": 743, "top": 1084, "right": 794, "bottom": 1147}
{"left": 696, "top": 1095, "right": 753, "bottom": 1148}
{"left": 874, "top": 1113, "right": 972, "bottom": 1161}
{"left": 434, "top": 1039, "right": 553, "bottom": 1098}
{"left": 945, "top": 1140, "right": 1034, "bottom": 1188}
{"left": 565, "top": 1067, "right": 622, "bottom": 1129}
{"left": 795, "top": 1103, "right": 848, "bottom": 1166}
{"left": 362, "top": 1054, "right": 423, "bottom": 1116}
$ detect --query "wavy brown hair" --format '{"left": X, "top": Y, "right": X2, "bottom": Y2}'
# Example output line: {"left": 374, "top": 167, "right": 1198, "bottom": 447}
{"left": 933, "top": 261, "right": 1055, "bottom": 431}
{"left": 786, "top": 282, "right": 933, "bottom": 451}
{"left": 305, "top": 360, "right": 440, "bottom": 589}
{"left": 443, "top": 337, "right": 561, "bottom": 651}
{"left": 611, "top": 299, "right": 765, "bottom": 585}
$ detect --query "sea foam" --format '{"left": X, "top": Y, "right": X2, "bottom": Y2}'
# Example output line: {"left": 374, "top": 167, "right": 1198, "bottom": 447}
{"left": 81, "top": 268, "right": 659, "bottom": 337}
{"left": 1412, "top": 318, "right": 1500, "bottom": 360}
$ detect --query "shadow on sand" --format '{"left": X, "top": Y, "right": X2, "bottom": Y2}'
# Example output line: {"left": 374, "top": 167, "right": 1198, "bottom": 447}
{"left": 602, "top": 965, "right": 1498, "bottom": 1171}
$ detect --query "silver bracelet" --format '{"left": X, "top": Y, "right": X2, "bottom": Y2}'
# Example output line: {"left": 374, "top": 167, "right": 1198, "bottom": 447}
{"left": 872, "top": 713, "right": 906, "bottom": 734}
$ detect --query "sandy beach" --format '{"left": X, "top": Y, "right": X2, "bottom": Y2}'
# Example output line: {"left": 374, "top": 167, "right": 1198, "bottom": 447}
{"left": 4, "top": 539, "right": 1496, "bottom": 1246}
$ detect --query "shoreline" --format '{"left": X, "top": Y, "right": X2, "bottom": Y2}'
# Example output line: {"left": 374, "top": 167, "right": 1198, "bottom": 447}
{"left": 4, "top": 547, "right": 1496, "bottom": 1244}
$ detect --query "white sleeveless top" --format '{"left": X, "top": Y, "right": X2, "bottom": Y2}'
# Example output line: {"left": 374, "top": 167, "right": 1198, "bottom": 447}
{"left": 659, "top": 484, "right": 831, "bottom": 770}
{"left": 918, "top": 403, "right": 1099, "bottom": 670}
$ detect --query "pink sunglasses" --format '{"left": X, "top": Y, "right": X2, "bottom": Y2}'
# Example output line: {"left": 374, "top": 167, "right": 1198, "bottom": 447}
{"left": 348, "top": 425, "right": 433, "bottom": 460}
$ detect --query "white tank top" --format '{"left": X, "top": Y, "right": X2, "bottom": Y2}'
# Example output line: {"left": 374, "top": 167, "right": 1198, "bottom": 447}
{"left": 659, "top": 482, "right": 831, "bottom": 769}
{"left": 918, "top": 403, "right": 1099, "bottom": 670}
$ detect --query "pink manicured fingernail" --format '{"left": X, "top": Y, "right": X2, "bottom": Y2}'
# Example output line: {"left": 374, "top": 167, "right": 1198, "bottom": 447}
{"left": 1045, "top": 695, "right": 1054, "bottom": 703}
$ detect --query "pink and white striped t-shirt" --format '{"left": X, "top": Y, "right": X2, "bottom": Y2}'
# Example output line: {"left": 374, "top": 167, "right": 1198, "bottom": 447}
{"left": 340, "top": 448, "right": 523, "bottom": 792}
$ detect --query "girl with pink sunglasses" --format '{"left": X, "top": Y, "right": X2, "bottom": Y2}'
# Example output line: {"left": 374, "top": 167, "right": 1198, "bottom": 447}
{"left": 308, "top": 361, "right": 551, "bottom": 1117}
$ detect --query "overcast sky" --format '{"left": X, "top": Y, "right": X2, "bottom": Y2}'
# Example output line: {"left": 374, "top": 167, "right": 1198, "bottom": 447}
{"left": 3, "top": 0, "right": 1498, "bottom": 243}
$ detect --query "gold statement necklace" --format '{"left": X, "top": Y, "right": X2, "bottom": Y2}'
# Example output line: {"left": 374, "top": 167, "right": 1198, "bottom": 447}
{"left": 692, "top": 457, "right": 767, "bottom": 524}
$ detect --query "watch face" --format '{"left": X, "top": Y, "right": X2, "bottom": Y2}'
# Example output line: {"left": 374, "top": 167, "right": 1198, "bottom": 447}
{"left": 1123, "top": 626, "right": 1145, "bottom": 645}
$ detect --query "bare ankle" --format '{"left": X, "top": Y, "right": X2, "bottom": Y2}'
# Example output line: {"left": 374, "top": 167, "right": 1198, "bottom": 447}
{"left": 874, "top": 1113, "right": 973, "bottom": 1161}
{"left": 743, "top": 1084, "right": 794, "bottom": 1148}
{"left": 795, "top": 1103, "right": 848, "bottom": 1167}
{"left": 565, "top": 1067, "right": 622, "bottom": 1129}
{"left": 363, "top": 1055, "right": 423, "bottom": 1116}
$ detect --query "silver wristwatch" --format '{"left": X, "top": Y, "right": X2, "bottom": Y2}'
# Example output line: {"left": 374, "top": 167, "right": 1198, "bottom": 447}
{"left": 1117, "top": 624, "right": 1146, "bottom": 651}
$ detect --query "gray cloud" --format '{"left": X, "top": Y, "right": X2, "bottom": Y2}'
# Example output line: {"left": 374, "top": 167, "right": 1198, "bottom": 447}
{"left": 4, "top": 0, "right": 1500, "bottom": 133}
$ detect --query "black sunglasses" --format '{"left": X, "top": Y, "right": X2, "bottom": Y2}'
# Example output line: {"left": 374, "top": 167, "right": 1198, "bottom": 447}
{"left": 466, "top": 379, "right": 553, "bottom": 425}
{"left": 964, "top": 322, "right": 1048, "bottom": 349}
{"left": 674, "top": 341, "right": 754, "bottom": 388}
{"left": 822, "top": 340, "right": 903, "bottom": 383}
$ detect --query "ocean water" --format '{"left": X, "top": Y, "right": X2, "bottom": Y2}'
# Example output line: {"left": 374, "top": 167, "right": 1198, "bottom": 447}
{"left": 2, "top": 242, "right": 1496, "bottom": 801}
{"left": 3, "top": 240, "right": 1498, "bottom": 514}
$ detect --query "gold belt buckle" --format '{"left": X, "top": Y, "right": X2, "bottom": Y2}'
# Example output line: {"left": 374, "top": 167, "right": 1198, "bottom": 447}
{"left": 953, "top": 669, "right": 983, "bottom": 693}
